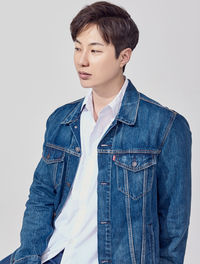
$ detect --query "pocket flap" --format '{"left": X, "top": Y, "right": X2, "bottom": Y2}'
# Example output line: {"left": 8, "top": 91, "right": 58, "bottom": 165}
{"left": 114, "top": 153, "right": 156, "bottom": 172}
{"left": 42, "top": 145, "right": 65, "bottom": 164}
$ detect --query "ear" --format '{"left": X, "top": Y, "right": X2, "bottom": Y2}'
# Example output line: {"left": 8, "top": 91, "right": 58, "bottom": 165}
{"left": 119, "top": 48, "right": 132, "bottom": 68}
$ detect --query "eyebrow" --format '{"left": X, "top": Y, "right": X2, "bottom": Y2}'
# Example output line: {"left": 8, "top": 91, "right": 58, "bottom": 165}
{"left": 75, "top": 39, "right": 104, "bottom": 46}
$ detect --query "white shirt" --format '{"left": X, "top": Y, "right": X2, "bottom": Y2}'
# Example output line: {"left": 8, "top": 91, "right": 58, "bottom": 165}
{"left": 41, "top": 76, "right": 128, "bottom": 264}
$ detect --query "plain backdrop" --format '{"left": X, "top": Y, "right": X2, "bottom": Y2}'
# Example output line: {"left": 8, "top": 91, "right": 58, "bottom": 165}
{"left": 0, "top": 0, "right": 199, "bottom": 262}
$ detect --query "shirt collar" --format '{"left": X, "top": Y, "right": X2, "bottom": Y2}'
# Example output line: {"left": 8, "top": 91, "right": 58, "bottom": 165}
{"left": 81, "top": 76, "right": 128, "bottom": 118}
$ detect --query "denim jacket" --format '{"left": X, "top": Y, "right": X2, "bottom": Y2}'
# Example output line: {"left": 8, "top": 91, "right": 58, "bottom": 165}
{"left": 10, "top": 80, "right": 192, "bottom": 264}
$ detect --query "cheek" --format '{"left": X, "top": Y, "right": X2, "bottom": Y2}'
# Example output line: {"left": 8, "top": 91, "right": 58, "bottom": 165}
{"left": 101, "top": 62, "right": 119, "bottom": 78}
{"left": 96, "top": 56, "right": 117, "bottom": 73}
{"left": 73, "top": 53, "right": 81, "bottom": 66}
{"left": 73, "top": 55, "right": 78, "bottom": 67}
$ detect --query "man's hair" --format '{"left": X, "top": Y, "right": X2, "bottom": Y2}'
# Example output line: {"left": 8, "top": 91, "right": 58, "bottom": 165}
{"left": 70, "top": 1, "right": 139, "bottom": 72}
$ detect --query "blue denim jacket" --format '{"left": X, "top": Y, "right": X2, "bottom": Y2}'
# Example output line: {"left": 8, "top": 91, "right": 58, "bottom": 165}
{"left": 10, "top": 79, "right": 192, "bottom": 264}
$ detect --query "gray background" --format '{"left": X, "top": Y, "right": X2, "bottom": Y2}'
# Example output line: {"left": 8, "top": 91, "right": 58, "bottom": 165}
{"left": 0, "top": 0, "right": 199, "bottom": 262}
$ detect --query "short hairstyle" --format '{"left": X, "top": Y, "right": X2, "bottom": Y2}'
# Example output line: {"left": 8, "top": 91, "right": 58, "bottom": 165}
{"left": 70, "top": 1, "right": 139, "bottom": 72}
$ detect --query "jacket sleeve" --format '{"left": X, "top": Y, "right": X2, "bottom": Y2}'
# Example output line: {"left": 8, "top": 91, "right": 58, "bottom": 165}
{"left": 11, "top": 113, "right": 57, "bottom": 264}
{"left": 157, "top": 112, "right": 192, "bottom": 264}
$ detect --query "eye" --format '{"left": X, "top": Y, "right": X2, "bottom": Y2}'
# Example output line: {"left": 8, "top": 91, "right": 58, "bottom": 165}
{"left": 74, "top": 47, "right": 80, "bottom": 51}
{"left": 91, "top": 50, "right": 101, "bottom": 53}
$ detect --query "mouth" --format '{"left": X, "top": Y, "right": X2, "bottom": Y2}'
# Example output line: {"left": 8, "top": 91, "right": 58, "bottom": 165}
{"left": 78, "top": 71, "right": 92, "bottom": 80}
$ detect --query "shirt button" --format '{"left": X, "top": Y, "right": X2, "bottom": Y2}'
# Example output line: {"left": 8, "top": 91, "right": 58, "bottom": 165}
{"left": 132, "top": 161, "right": 137, "bottom": 167}
{"left": 75, "top": 147, "right": 80, "bottom": 152}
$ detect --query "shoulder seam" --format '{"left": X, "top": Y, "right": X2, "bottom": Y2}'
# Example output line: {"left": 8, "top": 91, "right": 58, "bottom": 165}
{"left": 47, "top": 97, "right": 84, "bottom": 123}
{"left": 139, "top": 94, "right": 174, "bottom": 113}
{"left": 159, "top": 111, "right": 177, "bottom": 151}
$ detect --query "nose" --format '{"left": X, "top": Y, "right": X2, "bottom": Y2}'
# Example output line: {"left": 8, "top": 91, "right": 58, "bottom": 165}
{"left": 78, "top": 51, "right": 89, "bottom": 67}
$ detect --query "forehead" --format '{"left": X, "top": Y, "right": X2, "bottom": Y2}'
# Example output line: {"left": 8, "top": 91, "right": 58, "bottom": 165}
{"left": 75, "top": 24, "right": 107, "bottom": 46}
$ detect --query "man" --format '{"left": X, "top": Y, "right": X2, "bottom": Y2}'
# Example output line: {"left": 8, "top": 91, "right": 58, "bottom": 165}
{"left": 1, "top": 1, "right": 192, "bottom": 264}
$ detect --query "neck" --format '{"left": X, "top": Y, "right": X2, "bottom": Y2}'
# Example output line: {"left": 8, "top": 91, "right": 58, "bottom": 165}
{"left": 92, "top": 74, "right": 125, "bottom": 121}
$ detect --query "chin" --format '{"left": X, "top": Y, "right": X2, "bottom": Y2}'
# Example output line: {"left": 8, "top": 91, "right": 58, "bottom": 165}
{"left": 79, "top": 80, "right": 93, "bottom": 88}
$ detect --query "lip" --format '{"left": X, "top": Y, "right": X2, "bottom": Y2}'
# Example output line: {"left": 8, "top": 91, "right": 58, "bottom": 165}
{"left": 78, "top": 71, "right": 92, "bottom": 80}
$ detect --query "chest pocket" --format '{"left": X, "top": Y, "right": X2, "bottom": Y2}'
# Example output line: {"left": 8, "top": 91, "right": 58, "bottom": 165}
{"left": 42, "top": 144, "right": 65, "bottom": 189}
{"left": 114, "top": 153, "right": 156, "bottom": 200}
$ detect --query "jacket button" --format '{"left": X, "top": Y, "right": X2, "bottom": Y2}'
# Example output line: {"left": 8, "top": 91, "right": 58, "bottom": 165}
{"left": 132, "top": 161, "right": 137, "bottom": 167}
{"left": 74, "top": 125, "right": 78, "bottom": 129}
{"left": 66, "top": 182, "right": 71, "bottom": 187}
{"left": 47, "top": 153, "right": 50, "bottom": 159}
{"left": 75, "top": 147, "right": 80, "bottom": 152}
{"left": 53, "top": 212, "right": 56, "bottom": 217}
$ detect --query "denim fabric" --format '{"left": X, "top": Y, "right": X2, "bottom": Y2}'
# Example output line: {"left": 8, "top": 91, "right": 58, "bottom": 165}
{"left": 8, "top": 79, "right": 192, "bottom": 264}
{"left": 0, "top": 250, "right": 63, "bottom": 264}
{"left": 0, "top": 254, "right": 11, "bottom": 264}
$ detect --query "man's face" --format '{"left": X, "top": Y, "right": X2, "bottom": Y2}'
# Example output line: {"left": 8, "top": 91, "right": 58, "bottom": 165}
{"left": 73, "top": 23, "right": 123, "bottom": 90}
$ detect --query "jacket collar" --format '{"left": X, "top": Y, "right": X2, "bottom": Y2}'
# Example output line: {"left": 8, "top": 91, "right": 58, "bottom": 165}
{"left": 115, "top": 79, "right": 140, "bottom": 125}
{"left": 61, "top": 79, "right": 140, "bottom": 126}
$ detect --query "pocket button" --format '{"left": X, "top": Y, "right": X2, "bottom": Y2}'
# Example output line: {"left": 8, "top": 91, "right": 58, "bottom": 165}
{"left": 132, "top": 161, "right": 137, "bottom": 167}
{"left": 75, "top": 147, "right": 80, "bottom": 152}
